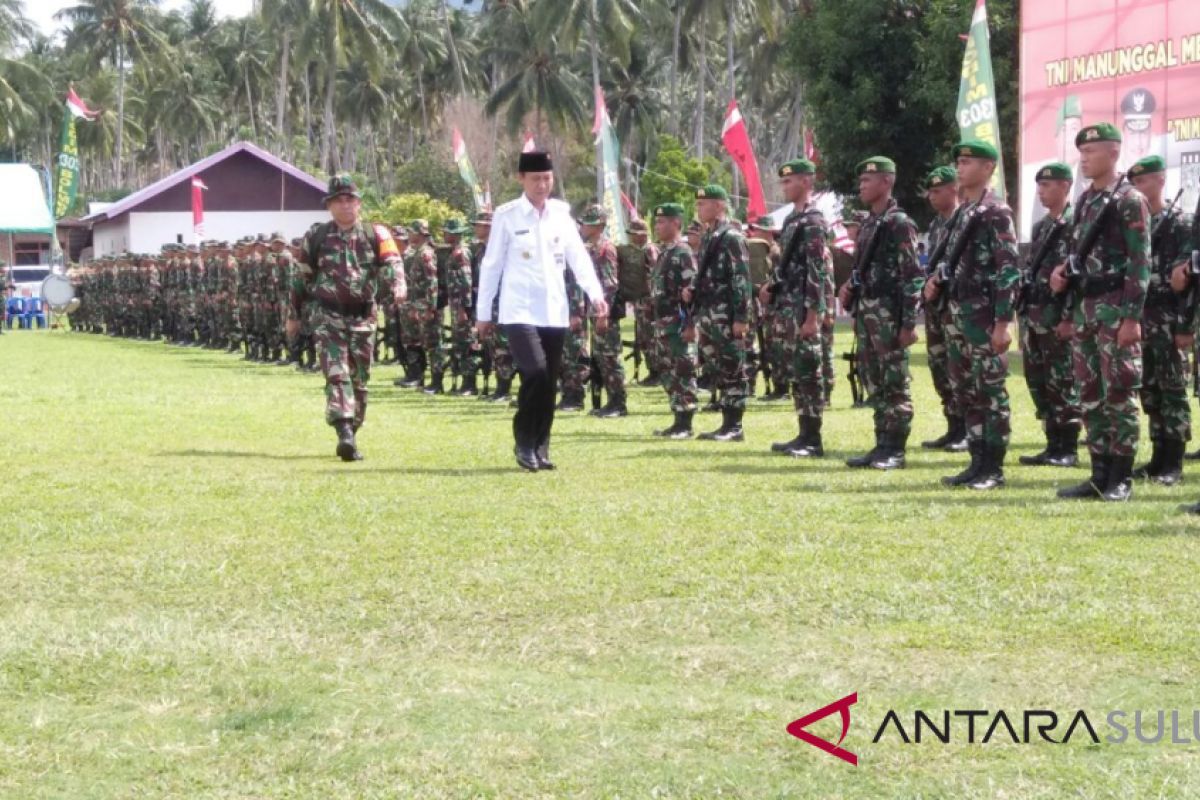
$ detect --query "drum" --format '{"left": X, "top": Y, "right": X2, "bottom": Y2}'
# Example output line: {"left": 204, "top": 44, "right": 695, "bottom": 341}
{"left": 41, "top": 273, "right": 76, "bottom": 311}
{"left": 616, "top": 244, "right": 648, "bottom": 301}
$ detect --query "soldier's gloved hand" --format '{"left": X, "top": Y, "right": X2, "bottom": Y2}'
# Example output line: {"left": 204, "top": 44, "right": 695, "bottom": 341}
{"left": 898, "top": 327, "right": 918, "bottom": 349}
{"left": 1048, "top": 263, "right": 1068, "bottom": 294}
{"left": 1117, "top": 319, "right": 1142, "bottom": 349}
{"left": 732, "top": 321, "right": 749, "bottom": 338}
{"left": 990, "top": 321, "right": 1011, "bottom": 355}
{"left": 1055, "top": 320, "right": 1074, "bottom": 341}
{"left": 1171, "top": 262, "right": 1190, "bottom": 293}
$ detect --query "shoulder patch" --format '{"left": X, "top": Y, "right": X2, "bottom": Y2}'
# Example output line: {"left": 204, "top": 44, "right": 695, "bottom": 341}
{"left": 494, "top": 199, "right": 522, "bottom": 216}
{"left": 375, "top": 224, "right": 400, "bottom": 258}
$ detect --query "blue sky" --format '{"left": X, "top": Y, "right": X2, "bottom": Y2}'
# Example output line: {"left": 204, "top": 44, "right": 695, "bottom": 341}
{"left": 30, "top": 1, "right": 256, "bottom": 37}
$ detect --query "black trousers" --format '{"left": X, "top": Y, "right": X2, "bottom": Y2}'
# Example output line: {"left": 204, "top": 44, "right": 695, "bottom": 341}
{"left": 503, "top": 324, "right": 565, "bottom": 451}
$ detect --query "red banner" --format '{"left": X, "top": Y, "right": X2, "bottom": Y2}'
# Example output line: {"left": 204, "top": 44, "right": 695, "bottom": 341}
{"left": 191, "top": 176, "right": 207, "bottom": 242}
{"left": 1019, "top": 0, "right": 1200, "bottom": 236}
{"left": 721, "top": 100, "right": 766, "bottom": 220}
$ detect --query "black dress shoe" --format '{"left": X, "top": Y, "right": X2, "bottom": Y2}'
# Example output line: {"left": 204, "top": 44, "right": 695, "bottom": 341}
{"left": 535, "top": 445, "right": 556, "bottom": 470}
{"left": 514, "top": 446, "right": 539, "bottom": 472}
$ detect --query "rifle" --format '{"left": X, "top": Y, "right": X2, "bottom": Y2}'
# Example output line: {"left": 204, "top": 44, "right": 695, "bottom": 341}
{"left": 754, "top": 314, "right": 772, "bottom": 396}
{"left": 621, "top": 336, "right": 642, "bottom": 381}
{"left": 1018, "top": 213, "right": 1069, "bottom": 313}
{"left": 935, "top": 203, "right": 986, "bottom": 289}
{"left": 1063, "top": 175, "right": 1129, "bottom": 313}
{"left": 841, "top": 335, "right": 864, "bottom": 407}
{"left": 845, "top": 213, "right": 889, "bottom": 315}
{"left": 1184, "top": 188, "right": 1200, "bottom": 348}
{"left": 686, "top": 224, "right": 732, "bottom": 321}
{"left": 589, "top": 351, "right": 604, "bottom": 410}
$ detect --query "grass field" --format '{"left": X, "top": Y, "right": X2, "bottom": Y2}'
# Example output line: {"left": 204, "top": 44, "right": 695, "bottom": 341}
{"left": 2, "top": 327, "right": 1199, "bottom": 798}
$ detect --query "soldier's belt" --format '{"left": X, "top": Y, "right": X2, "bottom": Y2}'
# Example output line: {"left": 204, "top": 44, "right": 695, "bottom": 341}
{"left": 316, "top": 296, "right": 373, "bottom": 317}
{"left": 861, "top": 285, "right": 901, "bottom": 301}
{"left": 1145, "top": 287, "right": 1180, "bottom": 308}
{"left": 1023, "top": 284, "right": 1059, "bottom": 308}
{"left": 1079, "top": 274, "right": 1125, "bottom": 297}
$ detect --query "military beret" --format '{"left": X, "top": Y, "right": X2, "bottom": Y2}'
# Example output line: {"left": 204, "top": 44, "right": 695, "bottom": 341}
{"left": 696, "top": 184, "right": 729, "bottom": 201}
{"left": 654, "top": 202, "right": 686, "bottom": 219}
{"left": 925, "top": 165, "right": 957, "bottom": 189}
{"left": 473, "top": 211, "right": 493, "bottom": 225}
{"left": 779, "top": 158, "right": 816, "bottom": 177}
{"left": 578, "top": 203, "right": 607, "bottom": 225}
{"left": 1075, "top": 122, "right": 1122, "bottom": 147}
{"left": 954, "top": 139, "right": 999, "bottom": 161}
{"left": 857, "top": 156, "right": 896, "bottom": 175}
{"left": 1036, "top": 162, "right": 1074, "bottom": 182}
{"left": 409, "top": 219, "right": 431, "bottom": 235}
{"left": 627, "top": 219, "right": 649, "bottom": 234}
{"left": 1129, "top": 155, "right": 1166, "bottom": 177}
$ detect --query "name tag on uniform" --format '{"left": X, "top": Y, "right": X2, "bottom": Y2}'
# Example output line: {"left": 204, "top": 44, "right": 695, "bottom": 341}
{"left": 514, "top": 229, "right": 530, "bottom": 236}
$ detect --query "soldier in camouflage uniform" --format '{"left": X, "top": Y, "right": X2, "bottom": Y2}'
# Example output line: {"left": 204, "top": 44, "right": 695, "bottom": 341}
{"left": 265, "top": 233, "right": 290, "bottom": 364}
{"left": 919, "top": 166, "right": 968, "bottom": 452}
{"left": 557, "top": 220, "right": 594, "bottom": 412}
{"left": 626, "top": 219, "right": 660, "bottom": 386}
{"left": 1050, "top": 123, "right": 1152, "bottom": 502}
{"left": 443, "top": 218, "right": 483, "bottom": 396}
{"left": 924, "top": 141, "right": 1021, "bottom": 490}
{"left": 1017, "top": 163, "right": 1082, "bottom": 468}
{"left": 1127, "top": 155, "right": 1193, "bottom": 485}
{"left": 235, "top": 240, "right": 256, "bottom": 359}
{"left": 684, "top": 184, "right": 753, "bottom": 441}
{"left": 287, "top": 175, "right": 405, "bottom": 461}
{"left": 747, "top": 216, "right": 786, "bottom": 403}
{"left": 648, "top": 202, "right": 699, "bottom": 438}
{"left": 838, "top": 157, "right": 923, "bottom": 470}
{"left": 578, "top": 204, "right": 627, "bottom": 417}
{"left": 686, "top": 219, "right": 719, "bottom": 412}
{"left": 471, "top": 212, "right": 514, "bottom": 404}
{"left": 407, "top": 220, "right": 447, "bottom": 395}
{"left": 764, "top": 158, "right": 832, "bottom": 458}
{"left": 218, "top": 241, "right": 241, "bottom": 351}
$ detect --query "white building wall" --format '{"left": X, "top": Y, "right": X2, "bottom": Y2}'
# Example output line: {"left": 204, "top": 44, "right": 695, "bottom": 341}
{"left": 91, "top": 211, "right": 329, "bottom": 257}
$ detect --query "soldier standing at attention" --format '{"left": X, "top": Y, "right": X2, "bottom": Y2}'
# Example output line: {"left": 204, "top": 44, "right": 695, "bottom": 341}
{"left": 475, "top": 151, "right": 608, "bottom": 472}
{"left": 919, "top": 166, "right": 968, "bottom": 452}
{"left": 838, "top": 157, "right": 923, "bottom": 470}
{"left": 1128, "top": 155, "right": 1193, "bottom": 485}
{"left": 471, "top": 212, "right": 514, "bottom": 403}
{"left": 648, "top": 202, "right": 699, "bottom": 439}
{"left": 407, "top": 220, "right": 444, "bottom": 394}
{"left": 747, "top": 216, "right": 786, "bottom": 402}
{"left": 683, "top": 184, "right": 753, "bottom": 442}
{"left": 286, "top": 175, "right": 406, "bottom": 462}
{"left": 627, "top": 219, "right": 660, "bottom": 386}
{"left": 924, "top": 141, "right": 1020, "bottom": 491}
{"left": 443, "top": 218, "right": 483, "bottom": 396}
{"left": 578, "top": 204, "right": 626, "bottom": 418}
{"left": 764, "top": 158, "right": 832, "bottom": 458}
{"left": 1050, "top": 123, "right": 1151, "bottom": 502}
{"left": 1017, "top": 163, "right": 1081, "bottom": 468}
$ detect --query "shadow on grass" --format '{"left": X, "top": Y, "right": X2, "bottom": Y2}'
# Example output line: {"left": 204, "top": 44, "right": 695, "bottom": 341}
{"left": 320, "top": 466, "right": 515, "bottom": 476}
{"left": 159, "top": 449, "right": 329, "bottom": 461}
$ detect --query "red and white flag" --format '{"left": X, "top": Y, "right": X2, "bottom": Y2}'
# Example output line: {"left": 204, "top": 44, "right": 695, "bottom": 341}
{"left": 803, "top": 126, "right": 821, "bottom": 165}
{"left": 522, "top": 132, "right": 537, "bottom": 153}
{"left": 66, "top": 87, "right": 100, "bottom": 120}
{"left": 721, "top": 100, "right": 766, "bottom": 219}
{"left": 191, "top": 176, "right": 208, "bottom": 242}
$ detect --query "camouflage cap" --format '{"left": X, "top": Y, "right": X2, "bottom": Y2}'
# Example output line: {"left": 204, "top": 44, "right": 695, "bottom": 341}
{"left": 1129, "top": 155, "right": 1166, "bottom": 177}
{"left": 1075, "top": 122, "right": 1121, "bottom": 147}
{"left": 578, "top": 204, "right": 607, "bottom": 225}
{"left": 324, "top": 173, "right": 360, "bottom": 203}
{"left": 270, "top": 231, "right": 287, "bottom": 244}
{"left": 1036, "top": 162, "right": 1073, "bottom": 182}
{"left": 748, "top": 215, "right": 779, "bottom": 233}
{"left": 409, "top": 219, "right": 431, "bottom": 236}
{"left": 391, "top": 225, "right": 410, "bottom": 240}
{"left": 627, "top": 218, "right": 649, "bottom": 234}
{"left": 654, "top": 202, "right": 686, "bottom": 219}
{"left": 696, "top": 184, "right": 729, "bottom": 201}
{"left": 954, "top": 139, "right": 999, "bottom": 161}
{"left": 857, "top": 156, "right": 896, "bottom": 176}
{"left": 442, "top": 217, "right": 469, "bottom": 235}
{"left": 925, "top": 165, "right": 957, "bottom": 189}
{"left": 778, "top": 158, "right": 816, "bottom": 177}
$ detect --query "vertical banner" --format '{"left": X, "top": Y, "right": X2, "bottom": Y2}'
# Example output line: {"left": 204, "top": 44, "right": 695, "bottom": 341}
{"left": 522, "top": 132, "right": 537, "bottom": 153}
{"left": 52, "top": 88, "right": 97, "bottom": 220}
{"left": 592, "top": 86, "right": 628, "bottom": 245}
{"left": 957, "top": 0, "right": 1006, "bottom": 200}
{"left": 721, "top": 100, "right": 766, "bottom": 219}
{"left": 191, "top": 177, "right": 207, "bottom": 243}
{"left": 451, "top": 127, "right": 487, "bottom": 213}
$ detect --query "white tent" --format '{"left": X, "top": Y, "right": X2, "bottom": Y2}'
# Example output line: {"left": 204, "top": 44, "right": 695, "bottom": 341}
{"left": 0, "top": 165, "right": 53, "bottom": 235}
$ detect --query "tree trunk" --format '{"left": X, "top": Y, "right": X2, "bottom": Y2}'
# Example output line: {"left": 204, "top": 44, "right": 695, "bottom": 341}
{"left": 416, "top": 68, "right": 429, "bottom": 139}
{"left": 440, "top": 0, "right": 467, "bottom": 99}
{"left": 115, "top": 38, "right": 126, "bottom": 186}
{"left": 589, "top": 14, "right": 603, "bottom": 202}
{"left": 692, "top": 6, "right": 706, "bottom": 159}
{"left": 277, "top": 30, "right": 290, "bottom": 149}
{"left": 245, "top": 69, "right": 258, "bottom": 139}
{"left": 303, "top": 65, "right": 314, "bottom": 152}
{"left": 669, "top": 1, "right": 682, "bottom": 137}
{"left": 726, "top": 0, "right": 739, "bottom": 204}
{"left": 322, "top": 66, "right": 337, "bottom": 171}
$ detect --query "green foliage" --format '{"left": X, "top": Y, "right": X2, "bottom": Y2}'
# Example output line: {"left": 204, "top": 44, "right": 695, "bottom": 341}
{"left": 392, "top": 146, "right": 474, "bottom": 213}
{"left": 638, "top": 134, "right": 730, "bottom": 220}
{"left": 369, "top": 191, "right": 464, "bottom": 230}
{"left": 785, "top": 0, "right": 1017, "bottom": 220}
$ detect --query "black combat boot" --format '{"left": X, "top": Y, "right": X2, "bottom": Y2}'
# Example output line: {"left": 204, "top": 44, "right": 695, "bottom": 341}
{"left": 1057, "top": 454, "right": 1108, "bottom": 499}
{"left": 670, "top": 410, "right": 696, "bottom": 439}
{"left": 334, "top": 420, "right": 361, "bottom": 462}
{"left": 399, "top": 349, "right": 424, "bottom": 387}
{"left": 557, "top": 389, "right": 584, "bottom": 412}
{"left": 1150, "top": 439, "right": 1185, "bottom": 486}
{"left": 457, "top": 374, "right": 479, "bottom": 397}
{"left": 1020, "top": 423, "right": 1057, "bottom": 465}
{"left": 967, "top": 445, "right": 1006, "bottom": 490}
{"left": 423, "top": 370, "right": 445, "bottom": 395}
{"left": 488, "top": 376, "right": 513, "bottom": 403}
{"left": 942, "top": 440, "right": 984, "bottom": 487}
{"left": 701, "top": 390, "right": 721, "bottom": 413}
{"left": 1132, "top": 437, "right": 1164, "bottom": 481}
{"left": 699, "top": 408, "right": 744, "bottom": 442}
{"left": 789, "top": 416, "right": 824, "bottom": 458}
{"left": 923, "top": 414, "right": 962, "bottom": 450}
{"left": 594, "top": 391, "right": 628, "bottom": 418}
{"left": 846, "top": 431, "right": 884, "bottom": 468}
{"left": 305, "top": 341, "right": 320, "bottom": 371}
{"left": 1045, "top": 423, "right": 1080, "bottom": 468}
{"left": 870, "top": 431, "right": 907, "bottom": 470}
{"left": 1101, "top": 454, "right": 1134, "bottom": 502}
{"left": 771, "top": 419, "right": 805, "bottom": 454}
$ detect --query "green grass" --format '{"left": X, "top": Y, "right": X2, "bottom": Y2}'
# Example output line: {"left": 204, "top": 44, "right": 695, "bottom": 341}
{"left": 2, "top": 327, "right": 1199, "bottom": 799}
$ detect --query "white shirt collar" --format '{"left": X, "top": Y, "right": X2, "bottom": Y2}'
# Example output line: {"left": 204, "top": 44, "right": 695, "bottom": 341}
{"left": 518, "top": 193, "right": 548, "bottom": 220}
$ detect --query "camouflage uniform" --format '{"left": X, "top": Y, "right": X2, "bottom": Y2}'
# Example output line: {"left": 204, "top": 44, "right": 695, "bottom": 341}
{"left": 631, "top": 239, "right": 661, "bottom": 383}
{"left": 769, "top": 201, "right": 832, "bottom": 456}
{"left": 923, "top": 212, "right": 962, "bottom": 437}
{"left": 290, "top": 219, "right": 404, "bottom": 434}
{"left": 407, "top": 239, "right": 445, "bottom": 392}
{"left": 559, "top": 267, "right": 592, "bottom": 409}
{"left": 587, "top": 234, "right": 626, "bottom": 413}
{"left": 472, "top": 236, "right": 515, "bottom": 401}
{"left": 941, "top": 189, "right": 1021, "bottom": 484}
{"left": 650, "top": 238, "right": 698, "bottom": 416}
{"left": 693, "top": 216, "right": 753, "bottom": 436}
{"left": 445, "top": 234, "right": 482, "bottom": 392}
{"left": 848, "top": 198, "right": 923, "bottom": 463}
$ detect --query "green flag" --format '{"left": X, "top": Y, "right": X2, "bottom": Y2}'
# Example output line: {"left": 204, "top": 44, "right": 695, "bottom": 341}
{"left": 956, "top": 0, "right": 1006, "bottom": 200}
{"left": 451, "top": 127, "right": 487, "bottom": 213}
{"left": 52, "top": 88, "right": 96, "bottom": 219}
{"left": 592, "top": 87, "right": 628, "bottom": 245}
